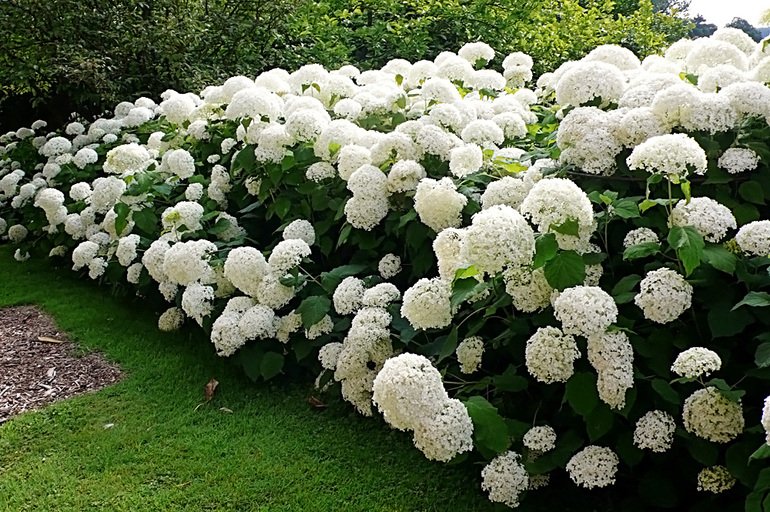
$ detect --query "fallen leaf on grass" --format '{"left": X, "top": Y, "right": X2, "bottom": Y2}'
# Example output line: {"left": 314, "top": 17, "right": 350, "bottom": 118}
{"left": 219, "top": 407, "right": 233, "bottom": 414}
{"left": 204, "top": 379, "right": 219, "bottom": 402}
{"left": 308, "top": 396, "right": 327, "bottom": 409}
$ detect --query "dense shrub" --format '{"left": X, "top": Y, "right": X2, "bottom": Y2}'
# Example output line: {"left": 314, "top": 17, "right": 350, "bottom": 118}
{"left": 2, "top": 29, "right": 770, "bottom": 511}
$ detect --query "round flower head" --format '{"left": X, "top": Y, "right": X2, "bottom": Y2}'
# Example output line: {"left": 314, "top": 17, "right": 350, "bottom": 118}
{"left": 387, "top": 160, "right": 426, "bottom": 194}
{"left": 362, "top": 283, "right": 401, "bottom": 309}
{"left": 626, "top": 133, "right": 707, "bottom": 183}
{"left": 566, "top": 446, "right": 619, "bottom": 489}
{"left": 553, "top": 286, "right": 618, "bottom": 338}
{"left": 718, "top": 147, "right": 759, "bottom": 174}
{"left": 158, "top": 307, "right": 185, "bottom": 331}
{"left": 333, "top": 276, "right": 366, "bottom": 315}
{"left": 762, "top": 396, "right": 770, "bottom": 445}
{"left": 481, "top": 176, "right": 528, "bottom": 211}
{"left": 411, "top": 398, "right": 474, "bottom": 462}
{"left": 372, "top": 353, "right": 447, "bottom": 431}
{"left": 449, "top": 144, "right": 483, "bottom": 178}
{"left": 268, "top": 239, "right": 311, "bottom": 274}
{"left": 480, "top": 451, "right": 529, "bottom": 508}
{"left": 378, "top": 253, "right": 401, "bottom": 279}
{"left": 239, "top": 305, "right": 277, "bottom": 340}
{"left": 401, "top": 278, "right": 453, "bottom": 330}
{"left": 525, "top": 326, "right": 581, "bottom": 384}
{"left": 456, "top": 336, "right": 484, "bottom": 374}
{"left": 413, "top": 177, "right": 467, "bottom": 233}
{"left": 503, "top": 266, "right": 552, "bottom": 313}
{"left": 523, "top": 425, "right": 557, "bottom": 453}
{"left": 623, "top": 227, "right": 659, "bottom": 248}
{"left": 519, "top": 178, "right": 595, "bottom": 251}
{"left": 223, "top": 247, "right": 270, "bottom": 297}
{"left": 164, "top": 148, "right": 195, "bottom": 180}
{"left": 458, "top": 42, "right": 495, "bottom": 65}
{"left": 735, "top": 220, "right": 770, "bottom": 257}
{"left": 672, "top": 347, "right": 722, "bottom": 379}
{"left": 683, "top": 387, "right": 744, "bottom": 443}
{"left": 634, "top": 268, "right": 693, "bottom": 324}
{"left": 697, "top": 466, "right": 736, "bottom": 493}
{"left": 555, "top": 61, "right": 627, "bottom": 107}
{"left": 461, "top": 205, "right": 535, "bottom": 275}
{"left": 633, "top": 410, "right": 676, "bottom": 452}
{"left": 670, "top": 197, "right": 736, "bottom": 243}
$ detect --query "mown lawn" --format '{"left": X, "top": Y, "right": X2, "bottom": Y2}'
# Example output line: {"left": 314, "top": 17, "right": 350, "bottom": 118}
{"left": 0, "top": 245, "right": 497, "bottom": 512}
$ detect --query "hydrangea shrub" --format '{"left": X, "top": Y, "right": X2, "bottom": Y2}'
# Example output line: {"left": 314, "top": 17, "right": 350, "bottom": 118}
{"left": 2, "top": 32, "right": 770, "bottom": 510}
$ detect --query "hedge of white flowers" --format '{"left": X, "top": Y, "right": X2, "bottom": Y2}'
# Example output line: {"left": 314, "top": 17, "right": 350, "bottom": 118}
{"left": 2, "top": 29, "right": 770, "bottom": 510}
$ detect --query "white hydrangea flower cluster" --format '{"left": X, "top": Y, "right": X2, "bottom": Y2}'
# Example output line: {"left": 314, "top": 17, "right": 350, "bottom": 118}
{"left": 401, "top": 278, "right": 453, "bottom": 330}
{"left": 762, "top": 396, "right": 770, "bottom": 445}
{"left": 158, "top": 307, "right": 185, "bottom": 331}
{"left": 735, "top": 220, "right": 770, "bottom": 256}
{"left": 455, "top": 336, "right": 484, "bottom": 374}
{"left": 283, "top": 219, "right": 315, "bottom": 245}
{"left": 634, "top": 268, "right": 693, "bottom": 324}
{"left": 378, "top": 253, "right": 401, "bottom": 279}
{"left": 671, "top": 347, "right": 722, "bottom": 379}
{"left": 372, "top": 353, "right": 474, "bottom": 462}
{"left": 503, "top": 266, "right": 552, "bottom": 313}
{"left": 626, "top": 134, "right": 707, "bottom": 182}
{"left": 633, "top": 410, "right": 676, "bottom": 452}
{"left": 480, "top": 451, "right": 529, "bottom": 508}
{"left": 552, "top": 286, "right": 618, "bottom": 338}
{"left": 623, "top": 227, "right": 659, "bottom": 248}
{"left": 683, "top": 387, "right": 744, "bottom": 443}
{"left": 413, "top": 177, "right": 467, "bottom": 233}
{"left": 697, "top": 466, "right": 736, "bottom": 493}
{"left": 718, "top": 147, "right": 759, "bottom": 174}
{"left": 670, "top": 197, "right": 736, "bottom": 242}
{"left": 522, "top": 425, "right": 557, "bottom": 453}
{"left": 587, "top": 331, "right": 634, "bottom": 409}
{"left": 519, "top": 178, "right": 595, "bottom": 251}
{"left": 525, "top": 326, "right": 581, "bottom": 383}
{"left": 566, "top": 446, "right": 619, "bottom": 489}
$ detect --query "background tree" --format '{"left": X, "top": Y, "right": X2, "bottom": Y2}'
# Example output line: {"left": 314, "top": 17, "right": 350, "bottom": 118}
{"left": 725, "top": 17, "right": 763, "bottom": 42}
{"left": 688, "top": 14, "right": 717, "bottom": 38}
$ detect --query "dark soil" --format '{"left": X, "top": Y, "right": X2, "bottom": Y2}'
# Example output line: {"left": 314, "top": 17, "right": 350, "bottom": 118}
{"left": 0, "top": 305, "right": 122, "bottom": 423}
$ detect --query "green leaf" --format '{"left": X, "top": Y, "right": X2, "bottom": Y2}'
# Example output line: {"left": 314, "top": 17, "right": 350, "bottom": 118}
{"left": 450, "top": 277, "right": 489, "bottom": 310}
{"left": 113, "top": 203, "right": 131, "bottom": 237}
{"left": 732, "top": 291, "right": 770, "bottom": 310}
{"left": 750, "top": 444, "right": 770, "bottom": 461}
{"left": 296, "top": 296, "right": 331, "bottom": 329}
{"left": 438, "top": 326, "right": 458, "bottom": 362}
{"left": 611, "top": 274, "right": 641, "bottom": 296}
{"left": 532, "top": 233, "right": 558, "bottom": 269}
{"left": 668, "top": 225, "right": 704, "bottom": 276}
{"left": 454, "top": 265, "right": 479, "bottom": 280}
{"left": 273, "top": 197, "right": 292, "bottom": 220}
{"left": 395, "top": 74, "right": 403, "bottom": 86}
{"left": 320, "top": 264, "right": 368, "bottom": 293}
{"left": 494, "top": 366, "right": 528, "bottom": 393}
{"left": 611, "top": 197, "right": 642, "bottom": 219}
{"left": 755, "top": 343, "right": 770, "bottom": 368}
{"left": 543, "top": 250, "right": 585, "bottom": 291}
{"left": 208, "top": 216, "right": 231, "bottom": 235}
{"left": 651, "top": 379, "right": 679, "bottom": 404}
{"left": 260, "top": 352, "right": 284, "bottom": 380}
{"left": 739, "top": 181, "right": 766, "bottom": 205}
{"left": 701, "top": 244, "right": 736, "bottom": 274}
{"left": 585, "top": 405, "right": 614, "bottom": 442}
{"left": 132, "top": 207, "right": 157, "bottom": 235}
{"left": 622, "top": 242, "right": 659, "bottom": 260}
{"left": 564, "top": 372, "right": 599, "bottom": 417}
{"left": 550, "top": 218, "right": 579, "bottom": 237}
{"left": 708, "top": 301, "right": 754, "bottom": 338}
{"left": 463, "top": 396, "right": 510, "bottom": 457}
{"left": 685, "top": 434, "right": 719, "bottom": 466}
{"left": 746, "top": 492, "right": 766, "bottom": 512}
{"left": 231, "top": 145, "right": 255, "bottom": 173}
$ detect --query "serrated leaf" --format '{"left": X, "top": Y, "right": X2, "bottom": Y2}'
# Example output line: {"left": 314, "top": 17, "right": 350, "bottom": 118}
{"left": 668, "top": 225, "right": 704, "bottom": 276}
{"left": 533, "top": 233, "right": 558, "bottom": 269}
{"left": 494, "top": 366, "right": 528, "bottom": 393}
{"left": 612, "top": 197, "right": 642, "bottom": 219}
{"left": 454, "top": 265, "right": 479, "bottom": 281}
{"left": 438, "top": 326, "right": 458, "bottom": 362}
{"left": 611, "top": 274, "right": 641, "bottom": 296}
{"left": 132, "top": 207, "right": 157, "bottom": 234}
{"left": 550, "top": 218, "right": 579, "bottom": 237}
{"left": 652, "top": 379, "right": 679, "bottom": 404}
{"left": 564, "top": 372, "right": 599, "bottom": 417}
{"left": 260, "top": 352, "right": 284, "bottom": 380}
{"left": 585, "top": 405, "right": 614, "bottom": 442}
{"left": 750, "top": 444, "right": 770, "bottom": 461}
{"left": 623, "top": 242, "right": 659, "bottom": 260}
{"left": 544, "top": 250, "right": 585, "bottom": 291}
{"left": 208, "top": 216, "right": 231, "bottom": 235}
{"left": 463, "top": 396, "right": 510, "bottom": 456}
{"left": 273, "top": 197, "right": 292, "bottom": 219}
{"left": 113, "top": 203, "right": 131, "bottom": 237}
{"left": 755, "top": 343, "right": 770, "bottom": 368}
{"left": 732, "top": 291, "right": 770, "bottom": 310}
{"left": 450, "top": 277, "right": 489, "bottom": 309}
{"left": 739, "top": 181, "right": 766, "bottom": 205}
{"left": 701, "top": 244, "right": 736, "bottom": 274}
{"left": 320, "top": 264, "right": 368, "bottom": 293}
{"left": 296, "top": 296, "right": 331, "bottom": 329}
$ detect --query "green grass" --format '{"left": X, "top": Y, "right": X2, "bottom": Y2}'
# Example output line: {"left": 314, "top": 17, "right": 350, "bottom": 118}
{"left": 0, "top": 245, "right": 497, "bottom": 512}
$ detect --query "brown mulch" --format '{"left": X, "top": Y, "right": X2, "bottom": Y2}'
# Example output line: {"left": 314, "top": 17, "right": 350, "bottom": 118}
{"left": 0, "top": 305, "right": 123, "bottom": 423}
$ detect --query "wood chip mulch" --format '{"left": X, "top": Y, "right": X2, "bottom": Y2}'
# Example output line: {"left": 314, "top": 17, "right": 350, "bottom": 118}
{"left": 0, "top": 305, "right": 123, "bottom": 423}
